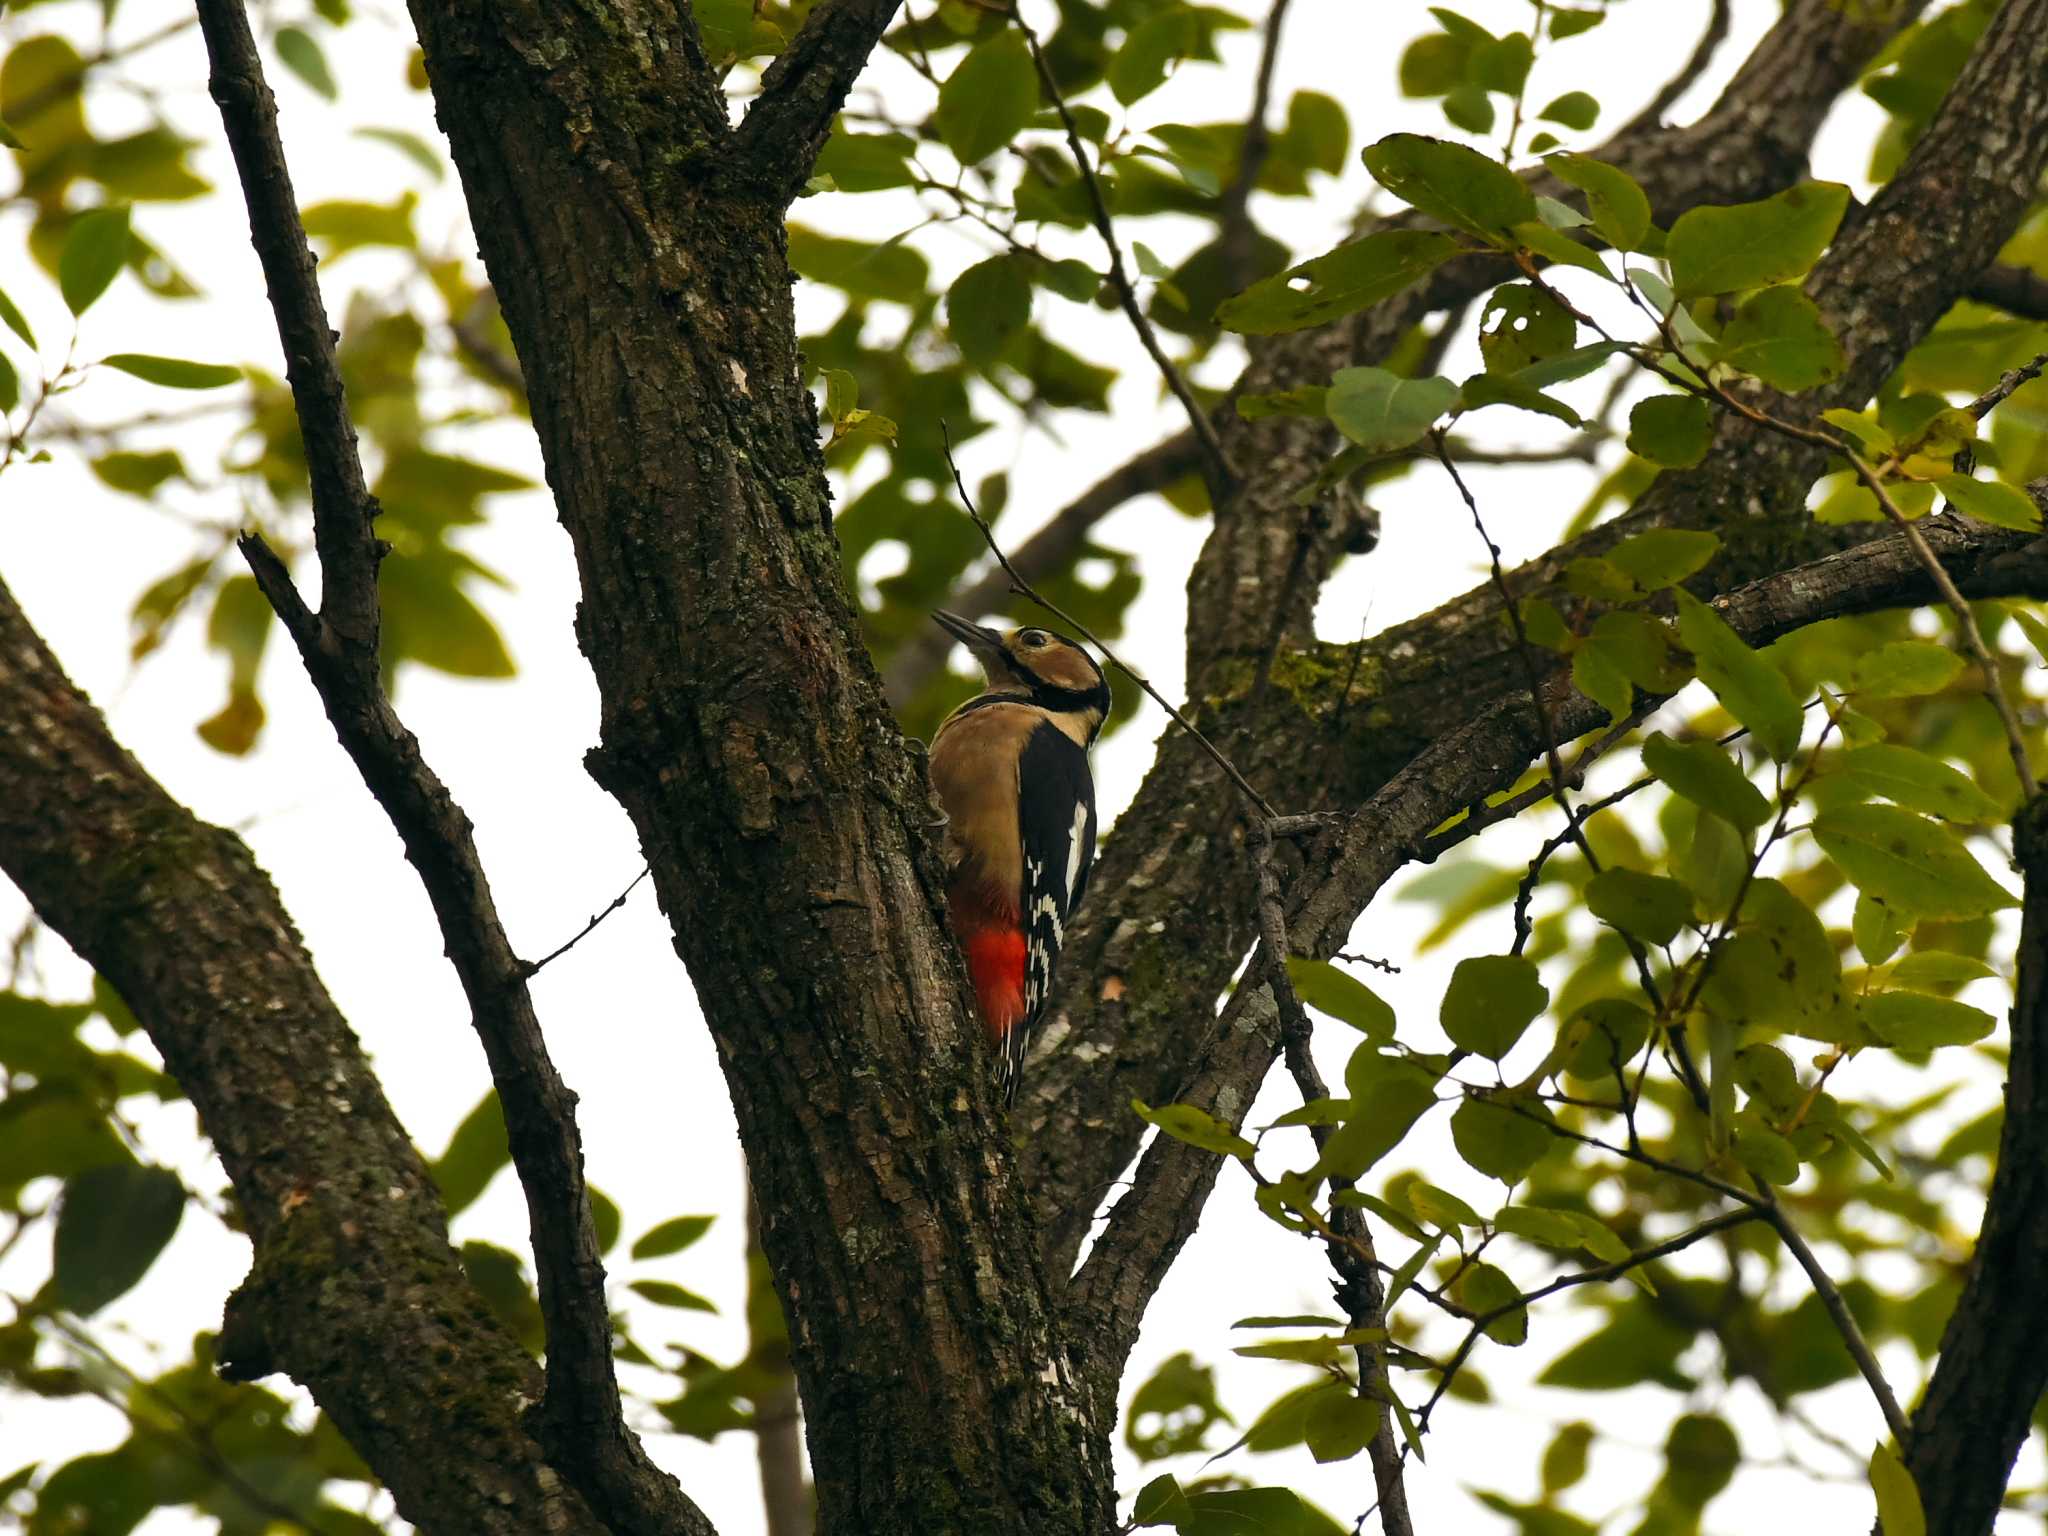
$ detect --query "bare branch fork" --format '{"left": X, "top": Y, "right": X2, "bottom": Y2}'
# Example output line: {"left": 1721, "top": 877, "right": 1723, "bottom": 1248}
{"left": 190, "top": 4, "right": 711, "bottom": 1532}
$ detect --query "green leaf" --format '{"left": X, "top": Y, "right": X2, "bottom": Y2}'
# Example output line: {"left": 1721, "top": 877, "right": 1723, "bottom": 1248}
{"left": 631, "top": 1213, "right": 715, "bottom": 1260}
{"left": 1607, "top": 527, "right": 1719, "bottom": 591}
{"left": 1871, "top": 1442, "right": 1927, "bottom": 1536}
{"left": 1537, "top": 91, "right": 1598, "bottom": 131}
{"left": 0, "top": 351, "right": 18, "bottom": 415}
{"left": 1674, "top": 588, "right": 1803, "bottom": 760}
{"left": 1321, "top": 1054, "right": 1439, "bottom": 1181}
{"left": 1542, "top": 1422, "right": 1595, "bottom": 1495}
{"left": 1304, "top": 1389, "right": 1377, "bottom": 1464}
{"left": 89, "top": 449, "right": 186, "bottom": 496}
{"left": 1512, "top": 219, "right": 1613, "bottom": 279}
{"left": 589, "top": 1187, "right": 621, "bottom": 1254}
{"left": 58, "top": 205, "right": 132, "bottom": 316}
{"left": 1667, "top": 181, "right": 1851, "bottom": 298}
{"left": 1107, "top": 8, "right": 1200, "bottom": 105}
{"left": 52, "top": 1163, "right": 185, "bottom": 1315}
{"left": 1849, "top": 640, "right": 1965, "bottom": 698}
{"left": 628, "top": 1279, "right": 718, "bottom": 1311}
{"left": 0, "top": 286, "right": 36, "bottom": 348}
{"left": 1325, "top": 366, "right": 1459, "bottom": 452}
{"left": 1285, "top": 958, "right": 1394, "bottom": 1037}
{"left": 938, "top": 31, "right": 1038, "bottom": 163}
{"left": 947, "top": 255, "right": 1032, "bottom": 364}
{"left": 100, "top": 353, "right": 240, "bottom": 389}
{"left": 1456, "top": 1261, "right": 1528, "bottom": 1344}
{"left": 1830, "top": 744, "right": 2002, "bottom": 822}
{"left": 1860, "top": 991, "right": 1996, "bottom": 1049}
{"left": 1361, "top": 132, "right": 1538, "bottom": 245}
{"left": 1405, "top": 1179, "right": 1483, "bottom": 1229}
{"left": 1452, "top": 1094, "right": 1551, "bottom": 1183}
{"left": 692, "top": 0, "right": 759, "bottom": 61}
{"left": 1813, "top": 804, "right": 2016, "bottom": 919}
{"left": 1550, "top": 6, "right": 1603, "bottom": 37}
{"left": 354, "top": 126, "right": 445, "bottom": 181}
{"left": 1563, "top": 998, "right": 1651, "bottom": 1082}
{"left": 1133, "top": 1098, "right": 1255, "bottom": 1159}
{"left": 1642, "top": 732, "right": 1771, "bottom": 829}
{"left": 1572, "top": 637, "right": 1633, "bottom": 723}
{"left": 1442, "top": 82, "right": 1495, "bottom": 134}
{"left": 1461, "top": 371, "right": 1584, "bottom": 427}
{"left": 1216, "top": 230, "right": 1457, "bottom": 336}
{"left": 1513, "top": 338, "right": 1630, "bottom": 388}
{"left": 275, "top": 26, "right": 338, "bottom": 100}
{"left": 1133, "top": 1474, "right": 1194, "bottom": 1527}
{"left": 303, "top": 193, "right": 419, "bottom": 255}
{"left": 429, "top": 1090, "right": 509, "bottom": 1217}
{"left": 1627, "top": 394, "right": 1712, "bottom": 468}
{"left": 1714, "top": 286, "right": 1844, "bottom": 392}
{"left": 1853, "top": 891, "right": 1907, "bottom": 965}
{"left": 1585, "top": 868, "right": 1693, "bottom": 944}
{"left": 1440, "top": 955, "right": 1548, "bottom": 1059}
{"left": 1938, "top": 473, "right": 2040, "bottom": 531}
{"left": 1822, "top": 407, "right": 1896, "bottom": 457}
{"left": 1732, "top": 1119, "right": 1800, "bottom": 1184}
{"left": 1889, "top": 951, "right": 1998, "bottom": 988}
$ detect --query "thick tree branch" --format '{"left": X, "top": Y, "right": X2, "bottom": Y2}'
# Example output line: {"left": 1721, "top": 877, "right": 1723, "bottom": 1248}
{"left": 1969, "top": 261, "right": 2048, "bottom": 323}
{"left": 0, "top": 576, "right": 602, "bottom": 1536}
{"left": 407, "top": 1, "right": 1110, "bottom": 1528}
{"left": 737, "top": 0, "right": 905, "bottom": 202}
{"left": 1076, "top": 509, "right": 2048, "bottom": 1354}
{"left": 193, "top": 5, "right": 711, "bottom": 1531}
{"left": 1902, "top": 792, "right": 2048, "bottom": 1533}
{"left": 1620, "top": 0, "right": 1733, "bottom": 135}
{"left": 1022, "top": 0, "right": 1935, "bottom": 1273}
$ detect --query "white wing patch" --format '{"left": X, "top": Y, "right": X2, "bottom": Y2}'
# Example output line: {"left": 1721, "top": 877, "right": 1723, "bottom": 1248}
{"left": 1063, "top": 800, "right": 1089, "bottom": 905}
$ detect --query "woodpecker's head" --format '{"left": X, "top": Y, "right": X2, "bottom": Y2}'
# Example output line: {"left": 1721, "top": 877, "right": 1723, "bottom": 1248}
{"left": 933, "top": 610, "right": 1111, "bottom": 742}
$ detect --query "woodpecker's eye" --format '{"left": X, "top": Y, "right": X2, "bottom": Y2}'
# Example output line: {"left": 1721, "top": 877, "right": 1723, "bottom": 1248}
{"left": 1019, "top": 629, "right": 1050, "bottom": 648}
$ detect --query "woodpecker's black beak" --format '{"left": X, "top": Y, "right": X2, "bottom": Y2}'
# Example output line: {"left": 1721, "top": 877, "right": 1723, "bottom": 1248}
{"left": 932, "top": 609, "right": 1007, "bottom": 668}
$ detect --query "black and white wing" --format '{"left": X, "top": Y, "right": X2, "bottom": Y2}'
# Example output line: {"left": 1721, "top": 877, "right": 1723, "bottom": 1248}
{"left": 1010, "top": 721, "right": 1098, "bottom": 1089}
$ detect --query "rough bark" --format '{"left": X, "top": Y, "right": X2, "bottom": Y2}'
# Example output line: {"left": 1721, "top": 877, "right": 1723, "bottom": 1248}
{"left": 0, "top": 575, "right": 600, "bottom": 1536}
{"left": 403, "top": 3, "right": 1108, "bottom": 1530}
{"left": 1902, "top": 790, "right": 2048, "bottom": 1534}
{"left": 1020, "top": 0, "right": 2047, "bottom": 1273}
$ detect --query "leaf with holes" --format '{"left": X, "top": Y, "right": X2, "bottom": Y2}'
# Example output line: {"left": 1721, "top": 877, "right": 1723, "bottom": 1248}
{"left": 1217, "top": 229, "right": 1456, "bottom": 335}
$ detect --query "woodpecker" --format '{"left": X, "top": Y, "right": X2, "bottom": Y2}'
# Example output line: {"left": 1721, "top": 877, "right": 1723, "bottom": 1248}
{"left": 927, "top": 610, "right": 1109, "bottom": 1100}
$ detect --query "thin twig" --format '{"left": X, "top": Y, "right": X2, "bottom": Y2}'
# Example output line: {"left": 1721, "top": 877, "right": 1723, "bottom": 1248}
{"left": 1413, "top": 1207, "right": 1761, "bottom": 1438}
{"left": 523, "top": 866, "right": 652, "bottom": 978}
{"left": 1855, "top": 459, "right": 2034, "bottom": 791}
{"left": 1249, "top": 823, "right": 1414, "bottom": 1536}
{"left": 941, "top": 424, "right": 1277, "bottom": 817}
{"left": 1009, "top": 9, "right": 1234, "bottom": 493}
{"left": 886, "top": 430, "right": 1204, "bottom": 705}
{"left": 1622, "top": 0, "right": 1732, "bottom": 132}
{"left": 1216, "top": 0, "right": 1295, "bottom": 292}
{"left": 1757, "top": 1193, "right": 1910, "bottom": 1443}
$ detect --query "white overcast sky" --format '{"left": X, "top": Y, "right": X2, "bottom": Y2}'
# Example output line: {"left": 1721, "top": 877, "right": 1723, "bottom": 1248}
{"left": 3, "top": 1, "right": 2035, "bottom": 1533}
